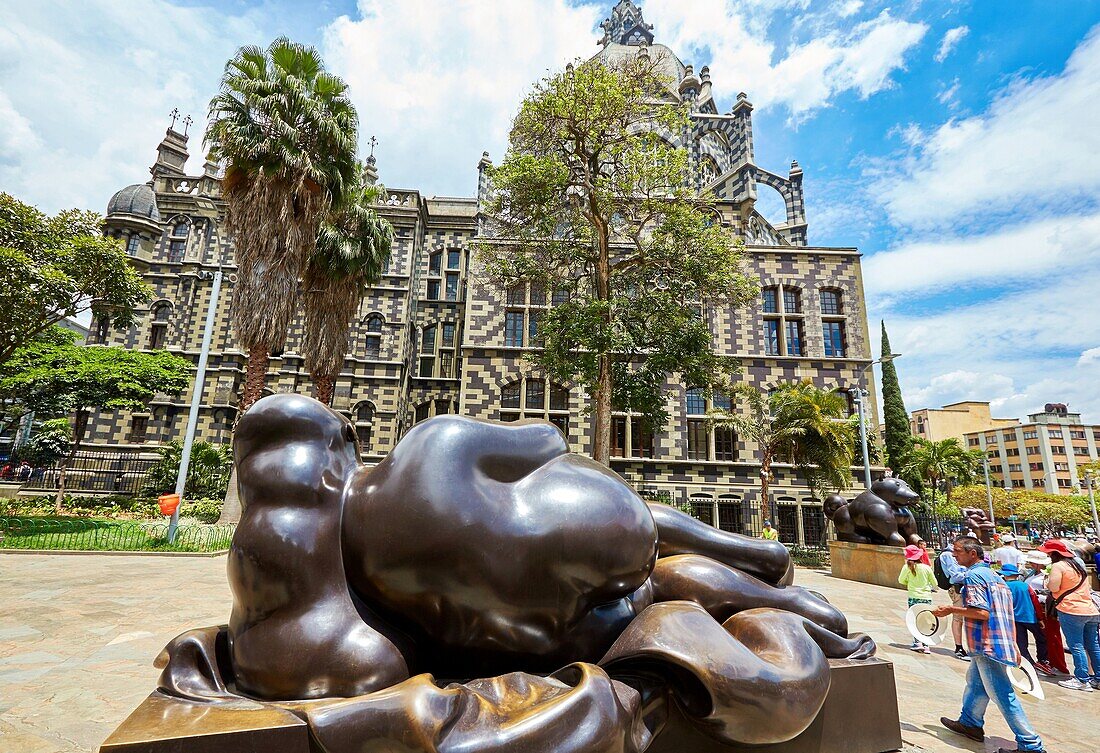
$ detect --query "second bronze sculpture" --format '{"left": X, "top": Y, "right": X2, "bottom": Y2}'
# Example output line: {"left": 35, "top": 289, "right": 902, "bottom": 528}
{"left": 155, "top": 394, "right": 876, "bottom": 752}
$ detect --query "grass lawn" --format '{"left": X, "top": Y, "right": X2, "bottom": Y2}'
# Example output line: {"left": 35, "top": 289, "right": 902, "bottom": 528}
{"left": 0, "top": 516, "right": 234, "bottom": 552}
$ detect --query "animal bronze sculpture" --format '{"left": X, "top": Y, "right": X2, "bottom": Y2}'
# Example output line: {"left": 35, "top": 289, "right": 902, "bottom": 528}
{"left": 824, "top": 477, "right": 921, "bottom": 547}
{"left": 146, "top": 394, "right": 878, "bottom": 753}
{"left": 961, "top": 507, "right": 995, "bottom": 545}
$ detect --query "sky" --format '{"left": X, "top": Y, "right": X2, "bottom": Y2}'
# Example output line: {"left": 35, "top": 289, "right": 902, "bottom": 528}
{"left": 2, "top": 0, "right": 1099, "bottom": 424}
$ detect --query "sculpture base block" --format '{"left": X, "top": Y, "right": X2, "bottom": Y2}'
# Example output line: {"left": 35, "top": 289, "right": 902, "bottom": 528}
{"left": 100, "top": 659, "right": 900, "bottom": 753}
{"left": 648, "top": 658, "right": 902, "bottom": 753}
{"left": 99, "top": 693, "right": 309, "bottom": 753}
{"left": 829, "top": 540, "right": 907, "bottom": 590}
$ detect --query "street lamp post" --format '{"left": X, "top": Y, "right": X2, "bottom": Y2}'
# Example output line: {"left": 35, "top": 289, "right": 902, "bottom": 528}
{"left": 848, "top": 387, "right": 872, "bottom": 490}
{"left": 848, "top": 353, "right": 902, "bottom": 491}
{"left": 1086, "top": 471, "right": 1100, "bottom": 537}
{"left": 982, "top": 453, "right": 996, "bottom": 526}
{"left": 168, "top": 265, "right": 223, "bottom": 544}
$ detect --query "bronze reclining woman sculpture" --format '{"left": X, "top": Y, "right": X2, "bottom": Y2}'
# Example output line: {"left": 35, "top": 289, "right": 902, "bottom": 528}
{"left": 154, "top": 394, "right": 875, "bottom": 753}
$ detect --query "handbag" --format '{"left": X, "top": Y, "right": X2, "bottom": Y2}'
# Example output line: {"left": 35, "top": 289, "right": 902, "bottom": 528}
{"left": 1044, "top": 562, "right": 1087, "bottom": 619}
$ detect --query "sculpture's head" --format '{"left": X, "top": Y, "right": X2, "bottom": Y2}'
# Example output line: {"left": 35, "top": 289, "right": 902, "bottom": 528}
{"left": 822, "top": 494, "right": 847, "bottom": 518}
{"left": 870, "top": 477, "right": 919, "bottom": 509}
{"left": 340, "top": 415, "right": 659, "bottom": 663}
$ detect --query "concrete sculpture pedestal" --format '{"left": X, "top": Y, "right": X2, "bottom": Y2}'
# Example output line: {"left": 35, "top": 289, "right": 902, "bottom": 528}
{"left": 102, "top": 658, "right": 902, "bottom": 753}
{"left": 829, "top": 540, "right": 906, "bottom": 590}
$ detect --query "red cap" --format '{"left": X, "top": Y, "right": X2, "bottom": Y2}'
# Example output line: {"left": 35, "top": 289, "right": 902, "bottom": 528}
{"left": 903, "top": 544, "right": 924, "bottom": 561}
{"left": 1038, "top": 539, "right": 1076, "bottom": 558}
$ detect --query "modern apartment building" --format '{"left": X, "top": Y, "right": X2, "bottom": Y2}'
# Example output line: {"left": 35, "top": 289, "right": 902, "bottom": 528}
{"left": 965, "top": 404, "right": 1100, "bottom": 495}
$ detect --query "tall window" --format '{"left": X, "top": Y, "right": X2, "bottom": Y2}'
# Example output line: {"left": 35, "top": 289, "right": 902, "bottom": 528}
{"left": 761, "top": 285, "right": 805, "bottom": 356}
{"left": 823, "top": 321, "right": 846, "bottom": 358}
{"left": 503, "top": 281, "right": 548, "bottom": 348}
{"left": 125, "top": 234, "right": 140, "bottom": 256}
{"left": 353, "top": 402, "right": 374, "bottom": 449}
{"left": 94, "top": 316, "right": 110, "bottom": 343}
{"left": 168, "top": 240, "right": 185, "bottom": 263}
{"left": 499, "top": 379, "right": 570, "bottom": 434}
{"left": 363, "top": 314, "right": 384, "bottom": 358}
{"left": 445, "top": 272, "right": 460, "bottom": 301}
{"left": 685, "top": 387, "right": 736, "bottom": 461}
{"left": 447, "top": 249, "right": 461, "bottom": 269}
{"left": 128, "top": 416, "right": 148, "bottom": 442}
{"left": 611, "top": 416, "right": 655, "bottom": 458}
{"left": 172, "top": 221, "right": 189, "bottom": 237}
{"left": 149, "top": 303, "right": 171, "bottom": 349}
{"left": 419, "top": 325, "right": 436, "bottom": 376}
{"left": 820, "top": 288, "right": 846, "bottom": 357}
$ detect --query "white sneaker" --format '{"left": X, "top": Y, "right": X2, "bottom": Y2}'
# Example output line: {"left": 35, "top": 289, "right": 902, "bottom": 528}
{"left": 1058, "top": 678, "right": 1095, "bottom": 692}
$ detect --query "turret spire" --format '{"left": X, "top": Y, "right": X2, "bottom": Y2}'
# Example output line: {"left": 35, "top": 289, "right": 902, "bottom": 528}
{"left": 599, "top": 1, "right": 654, "bottom": 48}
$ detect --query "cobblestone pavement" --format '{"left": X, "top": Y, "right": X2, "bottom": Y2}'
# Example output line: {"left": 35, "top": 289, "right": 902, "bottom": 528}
{"left": 1, "top": 552, "right": 1097, "bottom": 752}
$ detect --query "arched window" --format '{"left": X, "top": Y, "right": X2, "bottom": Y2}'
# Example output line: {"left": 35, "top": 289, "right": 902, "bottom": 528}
{"left": 412, "top": 398, "right": 454, "bottom": 425}
{"left": 353, "top": 402, "right": 374, "bottom": 448}
{"left": 149, "top": 303, "right": 171, "bottom": 349}
{"left": 819, "top": 289, "right": 843, "bottom": 315}
{"left": 688, "top": 493, "right": 714, "bottom": 525}
{"left": 761, "top": 285, "right": 804, "bottom": 356}
{"left": 172, "top": 221, "right": 189, "bottom": 237}
{"left": 717, "top": 495, "right": 743, "bottom": 533}
{"left": 363, "top": 314, "right": 384, "bottom": 358}
{"left": 499, "top": 379, "right": 570, "bottom": 435}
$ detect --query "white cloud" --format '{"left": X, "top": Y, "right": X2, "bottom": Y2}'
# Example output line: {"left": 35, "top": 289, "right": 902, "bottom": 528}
{"left": 862, "top": 212, "right": 1100, "bottom": 303}
{"left": 322, "top": 1, "right": 601, "bottom": 196}
{"left": 936, "top": 77, "right": 960, "bottom": 107}
{"left": 876, "top": 24, "right": 1100, "bottom": 226}
{"left": 838, "top": 1, "right": 864, "bottom": 19}
{"left": 934, "top": 25, "right": 969, "bottom": 62}
{"left": 873, "top": 264, "right": 1100, "bottom": 423}
{"left": 0, "top": 1, "right": 262, "bottom": 214}
{"left": 643, "top": 3, "right": 927, "bottom": 117}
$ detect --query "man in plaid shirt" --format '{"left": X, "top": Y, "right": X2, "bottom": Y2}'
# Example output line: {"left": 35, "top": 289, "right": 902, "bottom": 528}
{"left": 932, "top": 537, "right": 1046, "bottom": 753}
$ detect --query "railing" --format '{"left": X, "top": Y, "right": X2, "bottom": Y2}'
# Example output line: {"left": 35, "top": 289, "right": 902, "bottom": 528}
{"left": 17, "top": 452, "right": 158, "bottom": 495}
{"left": 0, "top": 517, "right": 235, "bottom": 552}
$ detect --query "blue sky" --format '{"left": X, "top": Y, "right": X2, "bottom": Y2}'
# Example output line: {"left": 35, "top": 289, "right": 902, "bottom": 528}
{"left": 2, "top": 0, "right": 1099, "bottom": 423}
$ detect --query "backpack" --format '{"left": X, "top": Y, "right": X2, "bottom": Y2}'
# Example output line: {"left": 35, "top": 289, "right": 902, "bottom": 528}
{"left": 933, "top": 554, "right": 952, "bottom": 590}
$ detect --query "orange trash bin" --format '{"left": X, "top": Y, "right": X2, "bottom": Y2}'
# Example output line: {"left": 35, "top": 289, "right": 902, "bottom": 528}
{"left": 158, "top": 493, "right": 181, "bottom": 516}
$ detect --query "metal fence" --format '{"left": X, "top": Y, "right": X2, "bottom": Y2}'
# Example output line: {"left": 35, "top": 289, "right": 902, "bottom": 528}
{"left": 16, "top": 452, "right": 158, "bottom": 496}
{"left": 0, "top": 517, "right": 235, "bottom": 552}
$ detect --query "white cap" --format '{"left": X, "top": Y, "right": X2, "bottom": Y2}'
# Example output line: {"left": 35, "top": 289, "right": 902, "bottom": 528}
{"left": 1001, "top": 533, "right": 1016, "bottom": 542}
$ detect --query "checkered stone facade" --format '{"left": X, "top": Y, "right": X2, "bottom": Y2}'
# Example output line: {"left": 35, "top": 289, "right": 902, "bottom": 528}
{"left": 87, "top": 7, "right": 879, "bottom": 543}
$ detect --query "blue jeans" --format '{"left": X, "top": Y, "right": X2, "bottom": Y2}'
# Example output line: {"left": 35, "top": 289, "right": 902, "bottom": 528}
{"left": 959, "top": 654, "right": 1043, "bottom": 752}
{"left": 1058, "top": 611, "right": 1100, "bottom": 682}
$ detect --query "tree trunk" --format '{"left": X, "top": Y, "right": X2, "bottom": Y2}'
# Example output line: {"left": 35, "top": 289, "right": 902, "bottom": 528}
{"left": 760, "top": 451, "right": 773, "bottom": 524}
{"left": 314, "top": 374, "right": 336, "bottom": 406}
{"left": 591, "top": 202, "right": 613, "bottom": 466}
{"left": 54, "top": 409, "right": 88, "bottom": 514}
{"left": 239, "top": 345, "right": 270, "bottom": 414}
{"left": 218, "top": 466, "right": 242, "bottom": 525}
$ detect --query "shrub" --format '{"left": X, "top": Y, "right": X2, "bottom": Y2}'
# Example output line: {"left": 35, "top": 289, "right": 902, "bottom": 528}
{"left": 183, "top": 498, "right": 223, "bottom": 524}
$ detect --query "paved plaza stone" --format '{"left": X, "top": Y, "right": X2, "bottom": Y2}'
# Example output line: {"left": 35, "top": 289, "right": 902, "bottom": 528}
{"left": 1, "top": 552, "right": 1097, "bottom": 753}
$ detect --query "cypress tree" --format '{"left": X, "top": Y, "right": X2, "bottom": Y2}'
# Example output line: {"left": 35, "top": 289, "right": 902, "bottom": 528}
{"left": 880, "top": 321, "right": 913, "bottom": 476}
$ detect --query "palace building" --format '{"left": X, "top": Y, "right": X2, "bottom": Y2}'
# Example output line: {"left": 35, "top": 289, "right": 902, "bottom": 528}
{"left": 87, "top": 1, "right": 879, "bottom": 545}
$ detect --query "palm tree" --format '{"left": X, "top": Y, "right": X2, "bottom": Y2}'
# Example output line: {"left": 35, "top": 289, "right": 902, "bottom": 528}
{"left": 903, "top": 437, "right": 982, "bottom": 514}
{"left": 302, "top": 177, "right": 394, "bottom": 405}
{"left": 205, "top": 38, "right": 359, "bottom": 413}
{"left": 712, "top": 383, "right": 804, "bottom": 521}
{"left": 773, "top": 381, "right": 856, "bottom": 499}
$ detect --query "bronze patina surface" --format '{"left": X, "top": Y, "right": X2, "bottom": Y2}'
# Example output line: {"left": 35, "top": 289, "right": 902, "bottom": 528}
{"left": 104, "top": 394, "right": 895, "bottom": 753}
{"left": 824, "top": 477, "right": 921, "bottom": 547}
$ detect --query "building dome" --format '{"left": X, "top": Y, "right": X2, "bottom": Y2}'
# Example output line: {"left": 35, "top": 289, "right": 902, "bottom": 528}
{"left": 107, "top": 183, "right": 160, "bottom": 221}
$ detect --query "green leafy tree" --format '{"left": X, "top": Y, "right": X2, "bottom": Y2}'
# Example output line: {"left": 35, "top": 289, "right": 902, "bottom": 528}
{"left": 776, "top": 381, "right": 857, "bottom": 499}
{"left": 713, "top": 384, "right": 796, "bottom": 520}
{"left": 0, "top": 328, "right": 190, "bottom": 511}
{"left": 142, "top": 440, "right": 233, "bottom": 500}
{"left": 303, "top": 177, "right": 393, "bottom": 405}
{"left": 879, "top": 321, "right": 914, "bottom": 478}
{"left": 902, "top": 437, "right": 983, "bottom": 515}
{"left": 13, "top": 418, "right": 71, "bottom": 467}
{"left": 205, "top": 37, "right": 359, "bottom": 413}
{"left": 477, "top": 54, "right": 755, "bottom": 464}
{"left": 0, "top": 192, "right": 150, "bottom": 368}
